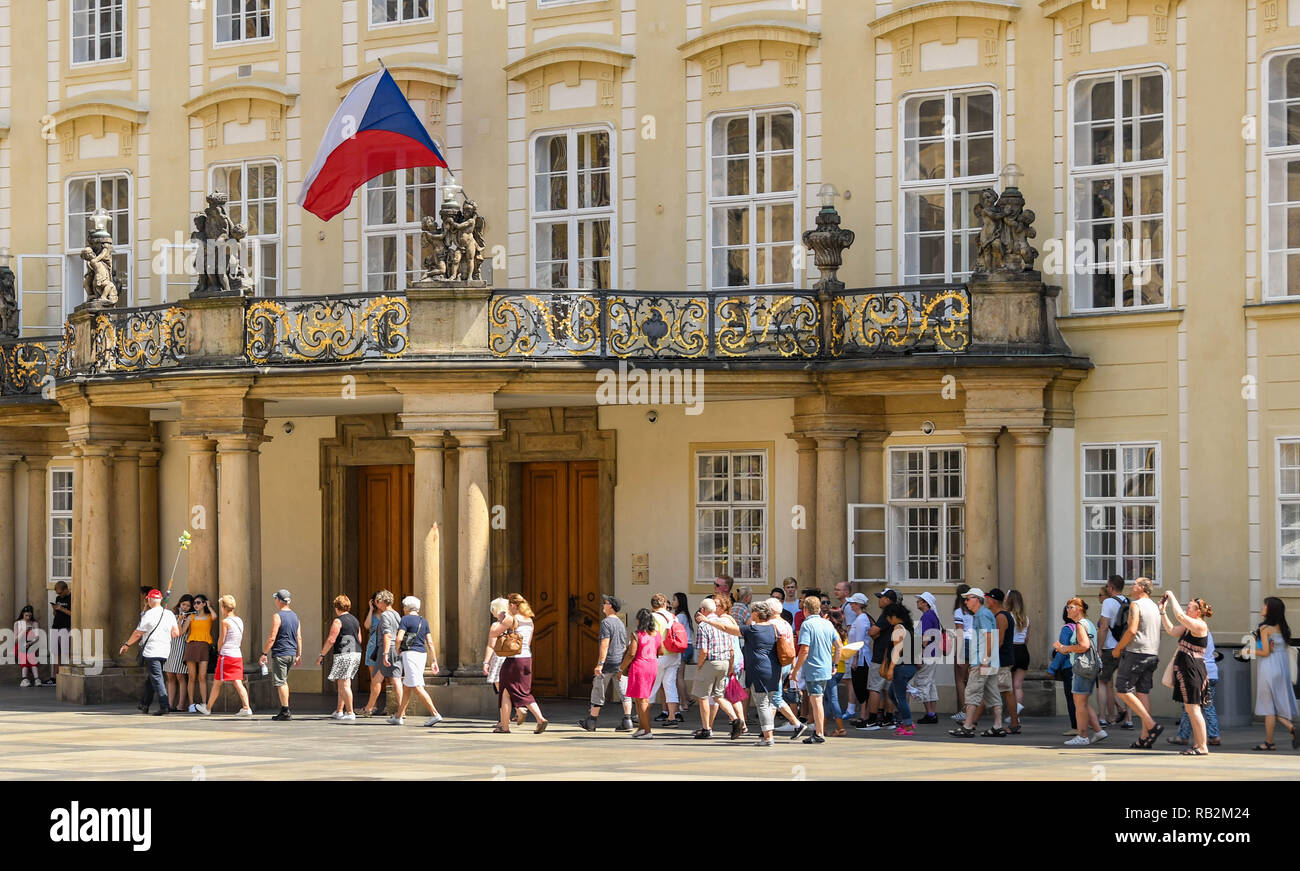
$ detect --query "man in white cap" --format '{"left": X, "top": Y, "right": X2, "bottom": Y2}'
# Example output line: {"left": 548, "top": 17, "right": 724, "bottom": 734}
{"left": 949, "top": 588, "right": 1004, "bottom": 737}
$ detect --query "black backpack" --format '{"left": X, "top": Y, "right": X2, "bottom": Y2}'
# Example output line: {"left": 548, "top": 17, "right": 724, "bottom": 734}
{"left": 1108, "top": 595, "right": 1131, "bottom": 643}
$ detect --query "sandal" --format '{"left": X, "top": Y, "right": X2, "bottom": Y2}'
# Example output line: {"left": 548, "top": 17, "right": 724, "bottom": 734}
{"left": 1253, "top": 742, "right": 1276, "bottom": 751}
{"left": 1008, "top": 726, "right": 1022, "bottom": 735}
{"left": 1130, "top": 732, "right": 1157, "bottom": 749}
{"left": 949, "top": 726, "right": 976, "bottom": 738}
{"left": 981, "top": 727, "right": 1008, "bottom": 738}
{"left": 1147, "top": 723, "right": 1165, "bottom": 743}
{"left": 1166, "top": 736, "right": 1189, "bottom": 746}
{"left": 830, "top": 728, "right": 847, "bottom": 738}
{"left": 492, "top": 724, "right": 511, "bottom": 734}
{"left": 1179, "top": 747, "right": 1209, "bottom": 756}
{"left": 534, "top": 719, "right": 549, "bottom": 734}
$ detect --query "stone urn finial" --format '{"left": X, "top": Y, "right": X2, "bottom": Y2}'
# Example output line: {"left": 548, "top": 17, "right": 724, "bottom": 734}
{"left": 802, "top": 183, "right": 855, "bottom": 294}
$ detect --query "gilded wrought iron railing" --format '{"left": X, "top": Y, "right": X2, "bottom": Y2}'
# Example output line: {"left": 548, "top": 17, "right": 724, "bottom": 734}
{"left": 489, "top": 285, "right": 968, "bottom": 359}
{"left": 0, "top": 327, "right": 73, "bottom": 396}
{"left": 245, "top": 292, "right": 410, "bottom": 364}
{"left": 90, "top": 303, "right": 189, "bottom": 373}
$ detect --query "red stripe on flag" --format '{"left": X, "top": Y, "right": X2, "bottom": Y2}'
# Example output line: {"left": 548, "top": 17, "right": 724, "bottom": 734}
{"left": 301, "top": 129, "right": 448, "bottom": 222}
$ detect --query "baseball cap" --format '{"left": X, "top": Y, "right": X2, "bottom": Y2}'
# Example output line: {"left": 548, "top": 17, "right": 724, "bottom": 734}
{"left": 964, "top": 587, "right": 986, "bottom": 600}
{"left": 602, "top": 594, "right": 622, "bottom": 612}
{"left": 273, "top": 589, "right": 292, "bottom": 602}
{"left": 146, "top": 589, "right": 162, "bottom": 601}
{"left": 876, "top": 588, "right": 898, "bottom": 603}
{"left": 846, "top": 593, "right": 870, "bottom": 606}
{"left": 987, "top": 588, "right": 1006, "bottom": 602}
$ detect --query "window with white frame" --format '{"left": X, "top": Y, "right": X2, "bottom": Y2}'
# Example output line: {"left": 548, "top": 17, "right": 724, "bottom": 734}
{"left": 211, "top": 160, "right": 280, "bottom": 295}
{"left": 900, "top": 88, "right": 998, "bottom": 284}
{"left": 708, "top": 108, "right": 797, "bottom": 290}
{"left": 363, "top": 167, "right": 440, "bottom": 291}
{"left": 887, "top": 447, "right": 965, "bottom": 583}
{"left": 215, "top": 0, "right": 272, "bottom": 44}
{"left": 369, "top": 0, "right": 430, "bottom": 26}
{"left": 1070, "top": 68, "right": 1168, "bottom": 310}
{"left": 71, "top": 0, "right": 125, "bottom": 64}
{"left": 50, "top": 468, "right": 74, "bottom": 586}
{"left": 532, "top": 128, "right": 614, "bottom": 289}
{"left": 1081, "top": 443, "right": 1159, "bottom": 584}
{"left": 1264, "top": 53, "right": 1300, "bottom": 298}
{"left": 66, "top": 173, "right": 131, "bottom": 308}
{"left": 1278, "top": 440, "right": 1300, "bottom": 584}
{"left": 695, "top": 450, "right": 767, "bottom": 586}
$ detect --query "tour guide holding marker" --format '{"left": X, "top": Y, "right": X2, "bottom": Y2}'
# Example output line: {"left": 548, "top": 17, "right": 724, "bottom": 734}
{"left": 260, "top": 590, "right": 302, "bottom": 722}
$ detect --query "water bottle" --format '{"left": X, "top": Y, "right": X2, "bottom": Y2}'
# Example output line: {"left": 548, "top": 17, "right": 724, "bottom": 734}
{"left": 261, "top": 660, "right": 269, "bottom": 676}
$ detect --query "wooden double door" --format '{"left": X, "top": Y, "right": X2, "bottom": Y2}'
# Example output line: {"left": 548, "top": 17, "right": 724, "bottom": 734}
{"left": 521, "top": 461, "right": 601, "bottom": 698}
{"left": 355, "top": 465, "right": 413, "bottom": 694}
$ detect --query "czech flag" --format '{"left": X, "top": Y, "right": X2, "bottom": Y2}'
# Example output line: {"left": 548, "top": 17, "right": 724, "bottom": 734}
{"left": 298, "top": 67, "right": 448, "bottom": 221}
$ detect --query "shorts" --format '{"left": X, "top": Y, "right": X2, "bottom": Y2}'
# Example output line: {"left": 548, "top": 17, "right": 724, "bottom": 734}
{"left": 693, "top": 659, "right": 729, "bottom": 700}
{"left": 183, "top": 640, "right": 212, "bottom": 663}
{"left": 590, "top": 669, "right": 623, "bottom": 707}
{"left": 1100, "top": 647, "right": 1120, "bottom": 680}
{"left": 270, "top": 654, "right": 294, "bottom": 687}
{"left": 866, "top": 662, "right": 888, "bottom": 693}
{"left": 376, "top": 646, "right": 400, "bottom": 679}
{"left": 215, "top": 654, "right": 243, "bottom": 682}
{"left": 803, "top": 678, "right": 828, "bottom": 697}
{"left": 1012, "top": 643, "right": 1031, "bottom": 672}
{"left": 1114, "top": 652, "right": 1159, "bottom": 695}
{"left": 963, "top": 668, "right": 1002, "bottom": 709}
{"left": 997, "top": 667, "right": 1013, "bottom": 693}
{"left": 1071, "top": 672, "right": 1097, "bottom": 696}
{"left": 400, "top": 650, "right": 427, "bottom": 687}
{"left": 328, "top": 652, "right": 361, "bottom": 682}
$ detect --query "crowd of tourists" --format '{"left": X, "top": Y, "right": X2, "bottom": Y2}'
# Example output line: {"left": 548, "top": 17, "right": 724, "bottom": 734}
{"left": 22, "top": 571, "right": 1297, "bottom": 755}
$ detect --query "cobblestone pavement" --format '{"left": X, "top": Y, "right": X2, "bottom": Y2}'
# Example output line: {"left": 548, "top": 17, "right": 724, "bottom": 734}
{"left": 2, "top": 688, "right": 1297, "bottom": 780}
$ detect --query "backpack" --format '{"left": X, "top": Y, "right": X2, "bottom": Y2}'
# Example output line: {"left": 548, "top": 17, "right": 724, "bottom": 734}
{"left": 1072, "top": 620, "right": 1101, "bottom": 680}
{"left": 1108, "top": 595, "right": 1131, "bottom": 643}
{"left": 663, "top": 619, "right": 689, "bottom": 654}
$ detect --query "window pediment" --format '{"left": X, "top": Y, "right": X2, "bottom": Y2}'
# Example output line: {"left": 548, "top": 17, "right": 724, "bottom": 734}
{"left": 870, "top": 3, "right": 1019, "bottom": 76}
{"left": 51, "top": 93, "right": 149, "bottom": 160}
{"left": 1038, "top": 0, "right": 1172, "bottom": 55}
{"left": 870, "top": 1, "right": 1020, "bottom": 39}
{"left": 503, "top": 42, "right": 633, "bottom": 81}
{"left": 677, "top": 21, "right": 820, "bottom": 94}
{"left": 337, "top": 58, "right": 461, "bottom": 125}
{"left": 504, "top": 42, "right": 632, "bottom": 113}
{"left": 182, "top": 78, "right": 298, "bottom": 149}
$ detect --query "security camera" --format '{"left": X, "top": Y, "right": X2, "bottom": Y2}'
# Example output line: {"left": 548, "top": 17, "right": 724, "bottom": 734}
{"left": 646, "top": 409, "right": 659, "bottom": 424}
{"left": 282, "top": 421, "right": 295, "bottom": 435}
{"left": 920, "top": 420, "right": 936, "bottom": 435}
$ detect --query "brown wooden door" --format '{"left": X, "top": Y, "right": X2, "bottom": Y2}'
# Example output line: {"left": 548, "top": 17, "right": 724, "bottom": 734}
{"left": 356, "top": 465, "right": 413, "bottom": 694}
{"left": 521, "top": 461, "right": 600, "bottom": 698}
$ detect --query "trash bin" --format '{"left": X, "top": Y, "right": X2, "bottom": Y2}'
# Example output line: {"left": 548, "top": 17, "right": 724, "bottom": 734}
{"left": 1215, "top": 643, "right": 1254, "bottom": 729}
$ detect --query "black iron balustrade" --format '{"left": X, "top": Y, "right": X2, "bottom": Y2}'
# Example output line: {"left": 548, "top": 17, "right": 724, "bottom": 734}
{"left": 246, "top": 292, "right": 410, "bottom": 364}
{"left": 0, "top": 327, "right": 72, "bottom": 396}
{"left": 90, "top": 303, "right": 189, "bottom": 373}
{"left": 489, "top": 285, "right": 968, "bottom": 360}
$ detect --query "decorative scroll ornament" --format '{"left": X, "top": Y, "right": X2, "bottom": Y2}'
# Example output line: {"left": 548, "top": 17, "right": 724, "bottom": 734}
{"left": 829, "top": 287, "right": 971, "bottom": 356}
{"left": 79, "top": 209, "right": 123, "bottom": 309}
{"left": 91, "top": 306, "right": 188, "bottom": 373}
{"left": 246, "top": 294, "right": 410, "bottom": 364}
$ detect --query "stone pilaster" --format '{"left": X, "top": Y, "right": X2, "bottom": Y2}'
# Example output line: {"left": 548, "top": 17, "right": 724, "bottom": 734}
{"left": 961, "top": 427, "right": 1002, "bottom": 590}
{"left": 24, "top": 456, "right": 48, "bottom": 628}
{"left": 79, "top": 445, "right": 113, "bottom": 641}
{"left": 787, "top": 434, "right": 818, "bottom": 586}
{"left": 405, "top": 428, "right": 447, "bottom": 668}
{"left": 452, "top": 429, "right": 501, "bottom": 675}
{"left": 217, "top": 434, "right": 265, "bottom": 656}
{"left": 1011, "top": 427, "right": 1049, "bottom": 666}
{"left": 808, "top": 431, "right": 855, "bottom": 588}
{"left": 138, "top": 447, "right": 161, "bottom": 593}
{"left": 0, "top": 456, "right": 17, "bottom": 626}
{"left": 185, "top": 438, "right": 219, "bottom": 600}
{"left": 111, "top": 447, "right": 141, "bottom": 661}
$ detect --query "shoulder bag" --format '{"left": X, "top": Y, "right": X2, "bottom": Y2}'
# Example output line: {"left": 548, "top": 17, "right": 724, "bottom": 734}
{"left": 1071, "top": 620, "right": 1101, "bottom": 680}
{"left": 494, "top": 627, "right": 523, "bottom": 658}
{"left": 775, "top": 627, "right": 796, "bottom": 667}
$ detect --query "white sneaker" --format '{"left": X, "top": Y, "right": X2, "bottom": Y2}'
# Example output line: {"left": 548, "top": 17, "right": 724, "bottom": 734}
{"left": 1017, "top": 703, "right": 1025, "bottom": 715}
{"left": 774, "top": 721, "right": 797, "bottom": 732}
{"left": 951, "top": 711, "right": 966, "bottom": 721}
{"left": 633, "top": 730, "right": 654, "bottom": 739}
{"left": 1065, "top": 735, "right": 1091, "bottom": 746}
{"left": 187, "top": 704, "right": 197, "bottom": 713}
{"left": 195, "top": 704, "right": 210, "bottom": 716}
{"left": 330, "top": 711, "right": 345, "bottom": 720}
{"left": 19, "top": 679, "right": 31, "bottom": 688}
{"left": 236, "top": 708, "right": 253, "bottom": 717}
{"left": 387, "top": 715, "right": 404, "bottom": 725}
{"left": 341, "top": 712, "right": 356, "bottom": 721}
{"left": 424, "top": 714, "right": 443, "bottom": 727}
{"left": 1089, "top": 729, "right": 1109, "bottom": 744}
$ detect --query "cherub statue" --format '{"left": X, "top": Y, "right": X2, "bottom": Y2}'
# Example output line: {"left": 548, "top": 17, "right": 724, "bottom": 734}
{"left": 972, "top": 188, "right": 1004, "bottom": 273}
{"left": 420, "top": 214, "right": 450, "bottom": 280}
{"left": 999, "top": 195, "right": 1038, "bottom": 272}
{"left": 81, "top": 211, "right": 120, "bottom": 307}
{"left": 192, "top": 191, "right": 247, "bottom": 295}
{"left": 0, "top": 265, "right": 17, "bottom": 338}
{"left": 451, "top": 198, "right": 486, "bottom": 281}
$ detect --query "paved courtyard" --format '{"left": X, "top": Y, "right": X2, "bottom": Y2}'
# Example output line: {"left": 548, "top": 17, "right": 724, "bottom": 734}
{"left": 1, "top": 687, "right": 1297, "bottom": 781}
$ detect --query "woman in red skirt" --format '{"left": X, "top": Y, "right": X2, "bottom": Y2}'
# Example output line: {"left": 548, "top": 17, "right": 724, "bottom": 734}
{"left": 485, "top": 594, "right": 547, "bottom": 733}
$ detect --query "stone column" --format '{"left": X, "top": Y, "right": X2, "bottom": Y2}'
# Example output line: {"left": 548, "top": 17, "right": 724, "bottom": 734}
{"left": 810, "top": 431, "right": 853, "bottom": 589}
{"left": 443, "top": 441, "right": 460, "bottom": 665}
{"left": 217, "top": 436, "right": 260, "bottom": 656}
{"left": 111, "top": 447, "right": 142, "bottom": 662}
{"left": 453, "top": 431, "right": 498, "bottom": 675}
{"left": 1011, "top": 427, "right": 1050, "bottom": 667}
{"left": 138, "top": 447, "right": 161, "bottom": 591}
{"left": 79, "top": 446, "right": 113, "bottom": 641}
{"left": 186, "top": 439, "right": 219, "bottom": 601}
{"left": 25, "top": 457, "right": 48, "bottom": 629}
{"left": 788, "top": 435, "right": 818, "bottom": 586}
{"left": 246, "top": 438, "right": 264, "bottom": 649}
{"left": 0, "top": 456, "right": 17, "bottom": 629}
{"left": 410, "top": 434, "right": 446, "bottom": 667}
{"left": 962, "top": 428, "right": 1002, "bottom": 590}
{"left": 70, "top": 448, "right": 84, "bottom": 625}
